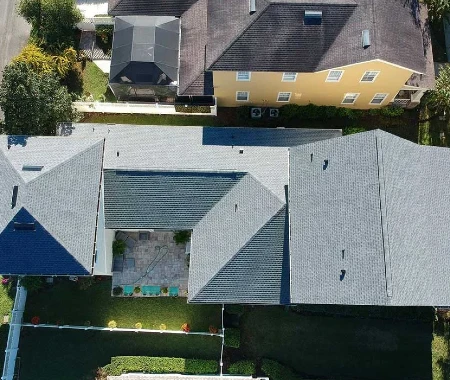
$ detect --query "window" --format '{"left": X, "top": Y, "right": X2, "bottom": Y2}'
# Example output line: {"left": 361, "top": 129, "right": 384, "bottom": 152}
{"left": 370, "top": 93, "right": 388, "bottom": 105}
{"left": 342, "top": 93, "right": 359, "bottom": 104}
{"left": 360, "top": 71, "right": 379, "bottom": 82}
{"left": 236, "top": 91, "right": 249, "bottom": 101}
{"left": 277, "top": 92, "right": 291, "bottom": 102}
{"left": 282, "top": 72, "right": 297, "bottom": 82}
{"left": 326, "top": 70, "right": 343, "bottom": 82}
{"left": 236, "top": 71, "right": 251, "bottom": 81}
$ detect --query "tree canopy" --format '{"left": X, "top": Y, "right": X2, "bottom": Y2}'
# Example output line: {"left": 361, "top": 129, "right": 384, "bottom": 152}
{"left": 18, "top": 0, "right": 82, "bottom": 52}
{"left": 0, "top": 62, "right": 75, "bottom": 135}
{"left": 429, "top": 65, "right": 450, "bottom": 113}
{"left": 423, "top": 0, "right": 450, "bottom": 22}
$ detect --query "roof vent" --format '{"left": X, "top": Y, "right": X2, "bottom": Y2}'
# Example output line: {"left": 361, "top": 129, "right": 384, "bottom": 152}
{"left": 362, "top": 30, "right": 370, "bottom": 49}
{"left": 22, "top": 165, "right": 43, "bottom": 171}
{"left": 234, "top": 203, "right": 238, "bottom": 212}
{"left": 342, "top": 249, "right": 345, "bottom": 259}
{"left": 310, "top": 153, "right": 313, "bottom": 162}
{"left": 340, "top": 269, "right": 346, "bottom": 281}
{"left": 117, "top": 151, "right": 120, "bottom": 157}
{"left": 11, "top": 186, "right": 18, "bottom": 209}
{"left": 304, "top": 10, "right": 322, "bottom": 25}
{"left": 323, "top": 159, "right": 329, "bottom": 170}
{"left": 249, "top": 0, "right": 256, "bottom": 14}
{"left": 14, "top": 222, "right": 36, "bottom": 231}
{"left": 239, "top": 149, "right": 244, "bottom": 154}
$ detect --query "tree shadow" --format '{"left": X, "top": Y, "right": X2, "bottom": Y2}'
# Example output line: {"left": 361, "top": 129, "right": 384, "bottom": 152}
{"left": 61, "top": 67, "right": 84, "bottom": 99}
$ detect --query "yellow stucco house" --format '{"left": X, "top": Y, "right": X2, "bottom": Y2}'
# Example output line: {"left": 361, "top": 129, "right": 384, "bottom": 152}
{"left": 108, "top": 0, "right": 434, "bottom": 109}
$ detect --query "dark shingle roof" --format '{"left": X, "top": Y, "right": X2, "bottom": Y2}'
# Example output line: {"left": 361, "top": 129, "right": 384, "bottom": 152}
{"left": 109, "top": 0, "right": 197, "bottom": 16}
{"left": 289, "top": 130, "right": 450, "bottom": 306}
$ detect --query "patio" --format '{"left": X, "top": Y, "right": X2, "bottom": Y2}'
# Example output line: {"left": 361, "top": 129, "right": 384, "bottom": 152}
{"left": 112, "top": 231, "right": 189, "bottom": 297}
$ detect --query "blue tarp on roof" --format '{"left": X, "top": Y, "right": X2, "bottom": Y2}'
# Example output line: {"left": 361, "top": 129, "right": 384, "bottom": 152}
{"left": 0, "top": 208, "right": 89, "bottom": 275}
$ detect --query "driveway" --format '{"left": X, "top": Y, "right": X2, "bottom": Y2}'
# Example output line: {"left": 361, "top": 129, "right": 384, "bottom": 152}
{"left": 0, "top": 0, "right": 30, "bottom": 119}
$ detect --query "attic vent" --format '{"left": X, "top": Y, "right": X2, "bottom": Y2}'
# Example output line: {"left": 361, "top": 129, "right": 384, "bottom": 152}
{"left": 239, "top": 149, "right": 244, "bottom": 154}
{"left": 117, "top": 151, "right": 120, "bottom": 157}
{"left": 304, "top": 10, "right": 322, "bottom": 25}
{"left": 22, "top": 165, "right": 43, "bottom": 171}
{"left": 14, "top": 222, "right": 35, "bottom": 231}
{"left": 11, "top": 186, "right": 18, "bottom": 209}
{"left": 249, "top": 0, "right": 256, "bottom": 14}
{"left": 323, "top": 159, "right": 329, "bottom": 170}
{"left": 235, "top": 203, "right": 238, "bottom": 212}
{"left": 310, "top": 153, "right": 313, "bottom": 162}
{"left": 340, "top": 269, "right": 346, "bottom": 281}
{"left": 362, "top": 30, "right": 370, "bottom": 49}
{"left": 342, "top": 249, "right": 345, "bottom": 259}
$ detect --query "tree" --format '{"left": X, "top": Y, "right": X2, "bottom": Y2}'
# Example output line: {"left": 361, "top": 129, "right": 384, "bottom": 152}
{"left": 18, "top": 0, "right": 82, "bottom": 52}
{"left": 423, "top": 0, "right": 450, "bottom": 22}
{"left": 429, "top": 65, "right": 450, "bottom": 113}
{"left": 0, "top": 62, "right": 75, "bottom": 135}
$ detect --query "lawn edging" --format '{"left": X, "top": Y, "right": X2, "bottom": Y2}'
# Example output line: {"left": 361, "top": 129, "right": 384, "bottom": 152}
{"left": 21, "top": 323, "right": 223, "bottom": 337}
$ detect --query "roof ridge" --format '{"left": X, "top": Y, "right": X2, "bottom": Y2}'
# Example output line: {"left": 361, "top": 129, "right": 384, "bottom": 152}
{"left": 206, "top": 0, "right": 271, "bottom": 69}
{"left": 190, "top": 204, "right": 286, "bottom": 302}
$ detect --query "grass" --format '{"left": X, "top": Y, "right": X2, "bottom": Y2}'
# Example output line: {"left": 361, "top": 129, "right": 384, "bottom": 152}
{"left": 238, "top": 306, "right": 433, "bottom": 380}
{"left": 18, "top": 328, "right": 221, "bottom": 380}
{"left": 418, "top": 102, "right": 449, "bottom": 147}
{"left": 433, "top": 322, "right": 450, "bottom": 380}
{"left": 81, "top": 61, "right": 115, "bottom": 102}
{"left": 23, "top": 279, "right": 221, "bottom": 332}
{"left": 0, "top": 277, "right": 15, "bottom": 373}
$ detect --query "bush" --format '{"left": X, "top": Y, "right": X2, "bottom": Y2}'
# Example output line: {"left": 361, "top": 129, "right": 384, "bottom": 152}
{"left": 96, "top": 25, "right": 113, "bottom": 54}
{"left": 135, "top": 322, "right": 142, "bottom": 329}
{"left": 31, "top": 316, "right": 40, "bottom": 325}
{"left": 113, "top": 239, "right": 126, "bottom": 256}
{"left": 103, "top": 357, "right": 219, "bottom": 376}
{"left": 159, "top": 323, "right": 167, "bottom": 330}
{"left": 227, "top": 360, "right": 255, "bottom": 375}
{"left": 78, "top": 277, "right": 95, "bottom": 290}
{"left": 173, "top": 230, "right": 191, "bottom": 245}
{"left": 343, "top": 126, "right": 366, "bottom": 135}
{"left": 161, "top": 287, "right": 168, "bottom": 294}
{"left": 20, "top": 276, "right": 43, "bottom": 293}
{"left": 108, "top": 320, "right": 117, "bottom": 329}
{"left": 224, "top": 328, "right": 240, "bottom": 348}
{"left": 261, "top": 359, "right": 301, "bottom": 380}
{"left": 209, "top": 325, "right": 218, "bottom": 334}
{"left": 112, "top": 286, "right": 123, "bottom": 296}
{"left": 174, "top": 105, "right": 211, "bottom": 113}
{"left": 225, "top": 304, "right": 244, "bottom": 316}
{"left": 134, "top": 286, "right": 141, "bottom": 294}
{"left": 181, "top": 323, "right": 190, "bottom": 332}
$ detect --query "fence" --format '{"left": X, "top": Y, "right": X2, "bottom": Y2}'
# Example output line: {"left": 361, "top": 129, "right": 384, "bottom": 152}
{"left": 73, "top": 101, "right": 218, "bottom": 116}
{"left": 1, "top": 284, "right": 27, "bottom": 380}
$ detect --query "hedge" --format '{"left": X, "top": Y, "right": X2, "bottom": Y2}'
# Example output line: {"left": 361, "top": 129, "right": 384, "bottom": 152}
{"left": 174, "top": 105, "right": 211, "bottom": 113}
{"left": 224, "top": 328, "right": 240, "bottom": 348}
{"left": 227, "top": 360, "right": 255, "bottom": 375}
{"left": 261, "top": 359, "right": 301, "bottom": 380}
{"left": 103, "top": 356, "right": 219, "bottom": 376}
{"left": 225, "top": 304, "right": 244, "bottom": 316}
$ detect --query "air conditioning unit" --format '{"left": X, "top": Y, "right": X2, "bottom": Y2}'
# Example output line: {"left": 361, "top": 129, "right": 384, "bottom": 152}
{"left": 269, "top": 108, "right": 279, "bottom": 118}
{"left": 251, "top": 107, "right": 262, "bottom": 118}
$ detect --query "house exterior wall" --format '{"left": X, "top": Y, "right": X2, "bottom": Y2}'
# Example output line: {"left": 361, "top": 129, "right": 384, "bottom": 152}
{"left": 213, "top": 60, "right": 414, "bottom": 109}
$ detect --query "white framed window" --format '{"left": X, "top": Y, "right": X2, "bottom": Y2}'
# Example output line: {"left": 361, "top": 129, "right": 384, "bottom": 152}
{"left": 282, "top": 72, "right": 297, "bottom": 82}
{"left": 236, "top": 91, "right": 250, "bottom": 101}
{"left": 360, "top": 71, "right": 380, "bottom": 82}
{"left": 341, "top": 93, "right": 359, "bottom": 104}
{"left": 370, "top": 93, "right": 388, "bottom": 105}
{"left": 236, "top": 71, "right": 251, "bottom": 81}
{"left": 326, "top": 70, "right": 344, "bottom": 82}
{"left": 277, "top": 92, "right": 291, "bottom": 102}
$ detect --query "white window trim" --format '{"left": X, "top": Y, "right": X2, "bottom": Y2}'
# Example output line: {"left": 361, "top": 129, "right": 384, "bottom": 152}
{"left": 277, "top": 92, "right": 292, "bottom": 102}
{"left": 236, "top": 91, "right": 250, "bottom": 101}
{"left": 326, "top": 70, "right": 344, "bottom": 82}
{"left": 236, "top": 71, "right": 251, "bottom": 81}
{"left": 369, "top": 93, "right": 388, "bottom": 105}
{"left": 341, "top": 93, "right": 360, "bottom": 105}
{"left": 282, "top": 72, "right": 298, "bottom": 82}
{"left": 360, "top": 71, "right": 380, "bottom": 83}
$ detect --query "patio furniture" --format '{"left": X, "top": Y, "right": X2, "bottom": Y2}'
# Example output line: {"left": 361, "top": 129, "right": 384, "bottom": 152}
{"left": 124, "top": 258, "right": 135, "bottom": 270}
{"left": 139, "top": 231, "right": 149, "bottom": 240}
{"left": 113, "top": 256, "right": 124, "bottom": 272}
{"left": 169, "top": 287, "right": 179, "bottom": 297}
{"left": 116, "top": 231, "right": 137, "bottom": 249}
{"left": 123, "top": 285, "right": 134, "bottom": 296}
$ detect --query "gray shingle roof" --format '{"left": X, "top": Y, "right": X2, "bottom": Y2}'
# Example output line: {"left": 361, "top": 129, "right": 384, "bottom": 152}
{"left": 0, "top": 136, "right": 104, "bottom": 275}
{"left": 290, "top": 130, "right": 450, "bottom": 306}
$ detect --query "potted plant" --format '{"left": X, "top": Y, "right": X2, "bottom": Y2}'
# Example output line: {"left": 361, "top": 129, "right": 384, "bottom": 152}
{"left": 112, "top": 240, "right": 126, "bottom": 256}
{"left": 134, "top": 286, "right": 141, "bottom": 294}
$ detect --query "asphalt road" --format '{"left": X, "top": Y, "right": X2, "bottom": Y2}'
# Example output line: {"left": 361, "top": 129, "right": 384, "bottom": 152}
{"left": 0, "top": 0, "right": 30, "bottom": 119}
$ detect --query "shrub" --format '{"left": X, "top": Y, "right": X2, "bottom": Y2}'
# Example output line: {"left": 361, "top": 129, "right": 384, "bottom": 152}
{"left": 181, "top": 323, "right": 190, "bottom": 332}
{"left": 159, "top": 323, "right": 167, "bottom": 330}
{"left": 261, "top": 359, "right": 300, "bottom": 380}
{"left": 173, "top": 230, "right": 191, "bottom": 245}
{"left": 236, "top": 106, "right": 251, "bottom": 121}
{"left": 20, "top": 276, "right": 43, "bottom": 293}
{"left": 112, "top": 286, "right": 123, "bottom": 296}
{"left": 113, "top": 239, "right": 126, "bottom": 256}
{"left": 108, "top": 320, "right": 117, "bottom": 329}
{"left": 174, "top": 105, "right": 211, "bottom": 113}
{"left": 224, "top": 328, "right": 240, "bottom": 348}
{"left": 84, "top": 320, "right": 91, "bottom": 327}
{"left": 135, "top": 322, "right": 142, "bottom": 329}
{"left": 226, "top": 304, "right": 244, "bottom": 316}
{"left": 31, "top": 316, "right": 40, "bottom": 325}
{"left": 209, "top": 325, "right": 218, "bottom": 334}
{"left": 1, "top": 278, "right": 9, "bottom": 285}
{"left": 343, "top": 126, "right": 366, "bottom": 135}
{"left": 95, "top": 367, "right": 108, "bottom": 380}
{"left": 227, "top": 360, "right": 255, "bottom": 375}
{"left": 78, "top": 276, "right": 95, "bottom": 290}
{"left": 134, "top": 286, "right": 141, "bottom": 294}
{"left": 103, "top": 357, "right": 219, "bottom": 376}
{"left": 378, "top": 106, "right": 404, "bottom": 117}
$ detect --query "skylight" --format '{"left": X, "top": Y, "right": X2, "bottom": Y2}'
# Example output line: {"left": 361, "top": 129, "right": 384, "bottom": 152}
{"left": 304, "top": 10, "right": 322, "bottom": 25}
{"left": 14, "top": 222, "right": 36, "bottom": 231}
{"left": 22, "top": 165, "right": 44, "bottom": 171}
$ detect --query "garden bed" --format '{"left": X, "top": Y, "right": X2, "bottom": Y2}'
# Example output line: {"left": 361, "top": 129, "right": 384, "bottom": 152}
{"left": 23, "top": 278, "right": 221, "bottom": 332}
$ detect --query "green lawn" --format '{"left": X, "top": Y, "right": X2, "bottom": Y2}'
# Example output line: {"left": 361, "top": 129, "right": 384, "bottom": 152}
{"left": 0, "top": 278, "right": 15, "bottom": 373}
{"left": 238, "top": 306, "right": 433, "bottom": 380}
{"left": 82, "top": 61, "right": 115, "bottom": 102}
{"left": 18, "top": 328, "right": 221, "bottom": 380}
{"left": 433, "top": 322, "right": 450, "bottom": 380}
{"left": 24, "top": 279, "right": 221, "bottom": 332}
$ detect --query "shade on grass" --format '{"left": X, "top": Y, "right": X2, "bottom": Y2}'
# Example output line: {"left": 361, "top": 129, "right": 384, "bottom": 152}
{"left": 0, "top": 277, "right": 15, "bottom": 373}
{"left": 19, "top": 328, "right": 221, "bottom": 380}
{"left": 24, "top": 279, "right": 221, "bottom": 331}
{"left": 240, "top": 306, "right": 433, "bottom": 380}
